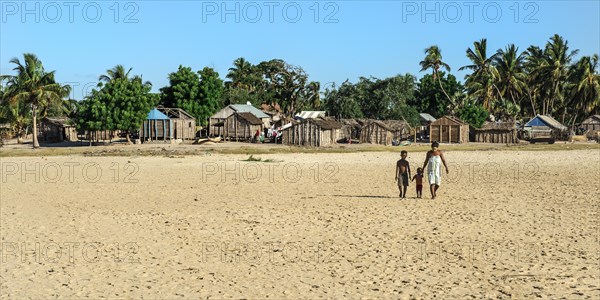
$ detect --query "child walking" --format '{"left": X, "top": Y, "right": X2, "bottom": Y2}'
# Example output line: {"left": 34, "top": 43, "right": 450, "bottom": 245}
{"left": 395, "top": 150, "right": 411, "bottom": 198}
{"left": 412, "top": 167, "right": 424, "bottom": 198}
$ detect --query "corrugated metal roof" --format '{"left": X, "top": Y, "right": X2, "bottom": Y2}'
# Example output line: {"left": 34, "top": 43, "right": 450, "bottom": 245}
{"left": 295, "top": 111, "right": 326, "bottom": 119}
{"left": 419, "top": 113, "right": 436, "bottom": 122}
{"left": 147, "top": 108, "right": 170, "bottom": 120}
{"left": 230, "top": 104, "right": 270, "bottom": 119}
{"left": 157, "top": 107, "right": 195, "bottom": 119}
{"left": 525, "top": 115, "right": 567, "bottom": 130}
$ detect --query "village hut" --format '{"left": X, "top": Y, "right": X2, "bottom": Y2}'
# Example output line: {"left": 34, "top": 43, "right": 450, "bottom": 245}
{"left": 383, "top": 120, "right": 410, "bottom": 142}
{"left": 157, "top": 107, "right": 196, "bottom": 140}
{"left": 429, "top": 116, "right": 470, "bottom": 143}
{"left": 581, "top": 115, "right": 600, "bottom": 131}
{"left": 209, "top": 103, "right": 271, "bottom": 136}
{"left": 339, "top": 118, "right": 362, "bottom": 142}
{"left": 524, "top": 115, "right": 569, "bottom": 141}
{"left": 281, "top": 117, "right": 343, "bottom": 147}
{"left": 471, "top": 121, "right": 518, "bottom": 143}
{"left": 218, "top": 112, "right": 264, "bottom": 141}
{"left": 140, "top": 108, "right": 173, "bottom": 142}
{"left": 359, "top": 120, "right": 393, "bottom": 145}
{"left": 418, "top": 113, "right": 436, "bottom": 141}
{"left": 38, "top": 117, "right": 78, "bottom": 143}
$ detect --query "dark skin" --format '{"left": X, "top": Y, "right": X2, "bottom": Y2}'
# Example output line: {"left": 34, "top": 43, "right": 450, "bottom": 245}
{"left": 422, "top": 147, "right": 449, "bottom": 199}
{"left": 395, "top": 153, "right": 411, "bottom": 198}
{"left": 411, "top": 170, "right": 423, "bottom": 198}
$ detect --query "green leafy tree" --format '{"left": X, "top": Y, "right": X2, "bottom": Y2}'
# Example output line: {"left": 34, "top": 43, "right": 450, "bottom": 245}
{"left": 160, "top": 65, "right": 202, "bottom": 115}
{"left": 224, "top": 58, "right": 316, "bottom": 117}
{"left": 0, "top": 96, "right": 31, "bottom": 143}
{"left": 415, "top": 73, "right": 463, "bottom": 117}
{"left": 79, "top": 66, "right": 155, "bottom": 144}
{"left": 197, "top": 67, "right": 224, "bottom": 126}
{"left": 160, "top": 66, "right": 224, "bottom": 126}
{"left": 75, "top": 93, "right": 109, "bottom": 145}
{"left": 456, "top": 98, "right": 489, "bottom": 128}
{"left": 323, "top": 81, "right": 363, "bottom": 119}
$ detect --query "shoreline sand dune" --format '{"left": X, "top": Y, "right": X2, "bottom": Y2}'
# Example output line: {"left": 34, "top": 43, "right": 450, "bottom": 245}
{"left": 1, "top": 150, "right": 599, "bottom": 298}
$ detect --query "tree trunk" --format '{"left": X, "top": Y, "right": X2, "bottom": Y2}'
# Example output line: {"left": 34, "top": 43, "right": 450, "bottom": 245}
{"left": 16, "top": 129, "right": 23, "bottom": 144}
{"left": 125, "top": 131, "right": 132, "bottom": 144}
{"left": 436, "top": 74, "right": 454, "bottom": 108}
{"left": 32, "top": 105, "right": 39, "bottom": 148}
{"left": 527, "top": 89, "right": 537, "bottom": 116}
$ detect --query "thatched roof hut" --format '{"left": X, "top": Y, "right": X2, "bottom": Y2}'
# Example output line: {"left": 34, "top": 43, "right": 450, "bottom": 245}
{"left": 281, "top": 117, "right": 343, "bottom": 147}
{"left": 38, "top": 117, "right": 78, "bottom": 142}
{"left": 471, "top": 121, "right": 518, "bottom": 143}
{"left": 581, "top": 115, "right": 600, "bottom": 131}
{"left": 339, "top": 118, "right": 362, "bottom": 142}
{"left": 429, "top": 116, "right": 469, "bottom": 143}
{"left": 383, "top": 120, "right": 410, "bottom": 141}
{"left": 359, "top": 120, "right": 393, "bottom": 145}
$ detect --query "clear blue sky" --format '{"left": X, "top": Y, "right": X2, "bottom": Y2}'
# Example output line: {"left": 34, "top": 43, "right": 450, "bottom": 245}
{"left": 1, "top": 0, "right": 599, "bottom": 99}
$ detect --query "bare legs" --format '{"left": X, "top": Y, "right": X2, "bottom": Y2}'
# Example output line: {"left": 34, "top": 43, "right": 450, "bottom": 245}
{"left": 430, "top": 184, "right": 440, "bottom": 199}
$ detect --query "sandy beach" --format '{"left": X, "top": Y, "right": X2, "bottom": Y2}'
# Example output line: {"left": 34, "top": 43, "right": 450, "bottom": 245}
{"left": 1, "top": 148, "right": 599, "bottom": 299}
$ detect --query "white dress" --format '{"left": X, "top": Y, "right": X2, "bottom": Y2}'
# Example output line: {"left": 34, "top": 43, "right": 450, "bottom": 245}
{"left": 427, "top": 155, "right": 442, "bottom": 185}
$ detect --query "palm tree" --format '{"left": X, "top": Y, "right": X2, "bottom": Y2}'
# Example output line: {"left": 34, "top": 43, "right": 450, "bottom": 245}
{"left": 523, "top": 45, "right": 546, "bottom": 116}
{"left": 420, "top": 45, "right": 454, "bottom": 107}
{"left": 459, "top": 39, "right": 500, "bottom": 110}
{"left": 1, "top": 53, "right": 68, "bottom": 148}
{"left": 305, "top": 81, "right": 321, "bottom": 109}
{"left": 568, "top": 54, "right": 600, "bottom": 126}
{"left": 538, "top": 34, "right": 579, "bottom": 116}
{"left": 227, "top": 57, "right": 255, "bottom": 90}
{"left": 99, "top": 64, "right": 132, "bottom": 82}
{"left": 494, "top": 44, "right": 528, "bottom": 110}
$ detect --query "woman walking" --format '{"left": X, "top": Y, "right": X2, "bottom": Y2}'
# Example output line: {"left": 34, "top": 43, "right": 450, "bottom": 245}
{"left": 422, "top": 141, "right": 449, "bottom": 199}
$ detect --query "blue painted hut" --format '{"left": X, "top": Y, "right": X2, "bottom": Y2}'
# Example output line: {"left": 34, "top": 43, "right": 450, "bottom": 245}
{"left": 140, "top": 108, "right": 173, "bottom": 142}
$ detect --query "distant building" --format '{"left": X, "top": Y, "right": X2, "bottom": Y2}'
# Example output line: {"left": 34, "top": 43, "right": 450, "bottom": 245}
{"left": 281, "top": 117, "right": 343, "bottom": 147}
{"left": 38, "top": 117, "right": 78, "bottom": 143}
{"left": 581, "top": 115, "right": 600, "bottom": 131}
{"left": 156, "top": 107, "right": 196, "bottom": 140}
{"left": 523, "top": 115, "right": 569, "bottom": 141}
{"left": 471, "top": 121, "right": 518, "bottom": 144}
{"left": 429, "top": 116, "right": 469, "bottom": 144}
{"left": 215, "top": 112, "right": 264, "bottom": 142}
{"left": 418, "top": 113, "right": 436, "bottom": 141}
{"left": 209, "top": 103, "right": 270, "bottom": 136}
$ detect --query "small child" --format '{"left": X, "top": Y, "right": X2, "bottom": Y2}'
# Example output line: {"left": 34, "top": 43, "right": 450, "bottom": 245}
{"left": 412, "top": 167, "right": 424, "bottom": 198}
{"left": 395, "top": 150, "right": 411, "bottom": 198}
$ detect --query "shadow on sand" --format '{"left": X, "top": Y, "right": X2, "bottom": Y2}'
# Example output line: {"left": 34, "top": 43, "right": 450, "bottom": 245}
{"left": 328, "top": 194, "right": 398, "bottom": 199}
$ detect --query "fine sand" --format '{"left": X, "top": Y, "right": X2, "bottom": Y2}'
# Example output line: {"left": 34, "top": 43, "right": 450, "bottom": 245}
{"left": 1, "top": 149, "right": 599, "bottom": 299}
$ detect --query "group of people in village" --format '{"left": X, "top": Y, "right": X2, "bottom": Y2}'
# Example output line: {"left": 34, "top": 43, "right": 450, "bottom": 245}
{"left": 395, "top": 141, "right": 449, "bottom": 199}
{"left": 253, "top": 127, "right": 282, "bottom": 144}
